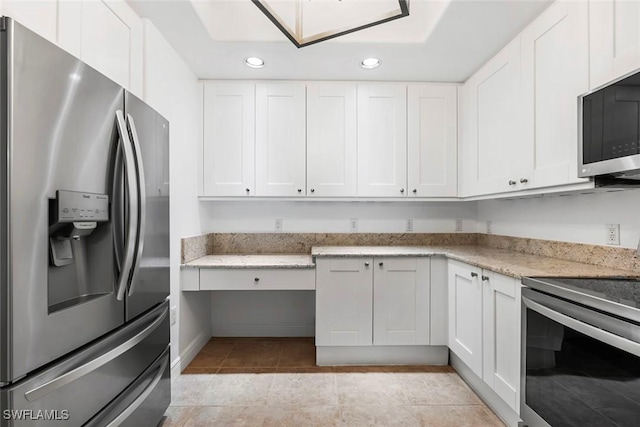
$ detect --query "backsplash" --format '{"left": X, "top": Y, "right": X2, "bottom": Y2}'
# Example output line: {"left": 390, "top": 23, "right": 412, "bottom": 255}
{"left": 181, "top": 232, "right": 640, "bottom": 273}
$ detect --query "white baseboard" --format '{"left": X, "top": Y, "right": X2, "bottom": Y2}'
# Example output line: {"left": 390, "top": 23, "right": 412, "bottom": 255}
{"left": 178, "top": 331, "right": 210, "bottom": 373}
{"left": 450, "top": 351, "right": 521, "bottom": 427}
{"left": 316, "top": 346, "right": 449, "bottom": 366}
{"left": 211, "top": 322, "right": 314, "bottom": 337}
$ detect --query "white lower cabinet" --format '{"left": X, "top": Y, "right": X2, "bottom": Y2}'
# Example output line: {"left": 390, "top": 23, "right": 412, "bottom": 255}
{"left": 316, "top": 257, "right": 431, "bottom": 347}
{"left": 448, "top": 260, "right": 521, "bottom": 413}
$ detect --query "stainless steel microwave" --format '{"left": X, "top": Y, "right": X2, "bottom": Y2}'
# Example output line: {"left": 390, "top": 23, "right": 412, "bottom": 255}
{"left": 580, "top": 71, "right": 640, "bottom": 179}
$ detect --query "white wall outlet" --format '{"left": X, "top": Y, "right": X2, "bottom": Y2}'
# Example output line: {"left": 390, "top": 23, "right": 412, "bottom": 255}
{"left": 170, "top": 306, "right": 177, "bottom": 326}
{"left": 275, "top": 218, "right": 282, "bottom": 232}
{"left": 606, "top": 223, "right": 620, "bottom": 245}
{"left": 405, "top": 219, "right": 413, "bottom": 232}
{"left": 349, "top": 218, "right": 358, "bottom": 233}
{"left": 455, "top": 219, "right": 463, "bottom": 232}
{"left": 486, "top": 220, "right": 493, "bottom": 234}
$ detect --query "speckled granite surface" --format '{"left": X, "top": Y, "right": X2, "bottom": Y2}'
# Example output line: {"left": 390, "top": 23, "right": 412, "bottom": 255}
{"left": 208, "top": 233, "right": 478, "bottom": 255}
{"left": 181, "top": 234, "right": 213, "bottom": 264}
{"left": 183, "top": 254, "right": 315, "bottom": 269}
{"left": 478, "top": 234, "right": 640, "bottom": 273}
{"left": 311, "top": 245, "right": 640, "bottom": 278}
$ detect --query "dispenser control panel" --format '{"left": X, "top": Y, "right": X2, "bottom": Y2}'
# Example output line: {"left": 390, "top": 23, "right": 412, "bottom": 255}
{"left": 54, "top": 190, "right": 109, "bottom": 222}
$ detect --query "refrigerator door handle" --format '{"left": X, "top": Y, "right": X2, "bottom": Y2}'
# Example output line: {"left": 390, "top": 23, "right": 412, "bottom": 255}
{"left": 125, "top": 113, "right": 146, "bottom": 297}
{"left": 23, "top": 305, "right": 167, "bottom": 402}
{"left": 104, "top": 352, "right": 168, "bottom": 427}
{"left": 115, "top": 110, "right": 139, "bottom": 301}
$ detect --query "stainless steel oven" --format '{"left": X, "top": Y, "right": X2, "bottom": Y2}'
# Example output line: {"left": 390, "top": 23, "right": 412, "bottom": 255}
{"left": 521, "top": 277, "right": 640, "bottom": 427}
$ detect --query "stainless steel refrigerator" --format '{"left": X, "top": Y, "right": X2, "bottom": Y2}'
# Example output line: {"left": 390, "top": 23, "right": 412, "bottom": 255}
{"left": 0, "top": 17, "right": 171, "bottom": 426}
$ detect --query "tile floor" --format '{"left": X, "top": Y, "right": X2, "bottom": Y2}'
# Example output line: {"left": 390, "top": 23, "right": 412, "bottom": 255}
{"left": 162, "top": 337, "right": 505, "bottom": 427}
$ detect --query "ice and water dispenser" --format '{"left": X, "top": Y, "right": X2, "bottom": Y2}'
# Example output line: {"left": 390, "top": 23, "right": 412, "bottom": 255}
{"left": 48, "top": 190, "right": 114, "bottom": 313}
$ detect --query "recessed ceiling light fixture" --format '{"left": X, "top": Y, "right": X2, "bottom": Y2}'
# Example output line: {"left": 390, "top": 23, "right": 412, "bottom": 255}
{"left": 245, "top": 57, "right": 265, "bottom": 68}
{"left": 252, "top": 0, "right": 409, "bottom": 48}
{"left": 361, "top": 57, "right": 381, "bottom": 69}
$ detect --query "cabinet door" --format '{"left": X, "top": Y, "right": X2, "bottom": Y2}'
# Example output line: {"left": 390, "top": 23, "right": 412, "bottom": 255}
{"left": 256, "top": 83, "right": 306, "bottom": 196}
{"left": 590, "top": 0, "right": 640, "bottom": 90}
{"left": 316, "top": 258, "right": 373, "bottom": 346}
{"left": 521, "top": 1, "right": 589, "bottom": 188}
{"left": 460, "top": 39, "right": 524, "bottom": 197}
{"left": 482, "top": 271, "right": 521, "bottom": 412}
{"left": 373, "top": 257, "right": 430, "bottom": 346}
{"left": 408, "top": 85, "right": 457, "bottom": 197}
{"left": 202, "top": 82, "right": 255, "bottom": 196}
{"left": 2, "top": 0, "right": 58, "bottom": 42}
{"left": 357, "top": 84, "right": 407, "bottom": 197}
{"left": 448, "top": 260, "right": 483, "bottom": 377}
{"left": 58, "top": 0, "right": 144, "bottom": 96}
{"left": 307, "top": 83, "right": 357, "bottom": 197}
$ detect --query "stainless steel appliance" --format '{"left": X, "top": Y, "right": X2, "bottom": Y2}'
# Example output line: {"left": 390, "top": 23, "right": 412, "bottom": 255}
{"left": 579, "top": 69, "right": 640, "bottom": 180}
{"left": 521, "top": 276, "right": 640, "bottom": 427}
{"left": 0, "top": 17, "right": 170, "bottom": 426}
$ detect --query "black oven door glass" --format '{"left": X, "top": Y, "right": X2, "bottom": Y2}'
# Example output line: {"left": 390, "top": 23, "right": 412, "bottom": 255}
{"left": 583, "top": 72, "right": 640, "bottom": 164}
{"left": 526, "top": 308, "right": 640, "bottom": 427}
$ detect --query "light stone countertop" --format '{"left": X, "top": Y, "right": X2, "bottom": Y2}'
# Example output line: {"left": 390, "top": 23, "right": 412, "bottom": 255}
{"left": 181, "top": 246, "right": 640, "bottom": 279}
{"left": 182, "top": 254, "right": 315, "bottom": 269}
{"left": 311, "top": 245, "right": 640, "bottom": 279}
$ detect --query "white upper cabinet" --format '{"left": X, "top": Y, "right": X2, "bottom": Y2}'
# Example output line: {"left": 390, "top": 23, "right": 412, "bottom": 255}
{"left": 590, "top": 0, "right": 640, "bottom": 90}
{"left": 521, "top": 1, "right": 589, "bottom": 189}
{"left": 202, "top": 82, "right": 255, "bottom": 197}
{"left": 460, "top": 38, "right": 524, "bottom": 197}
{"left": 58, "top": 0, "right": 144, "bottom": 97}
{"left": 306, "top": 83, "right": 357, "bottom": 197}
{"left": 408, "top": 85, "right": 458, "bottom": 197}
{"left": 255, "top": 83, "right": 307, "bottom": 197}
{"left": 357, "top": 84, "right": 407, "bottom": 197}
{"left": 2, "top": 0, "right": 58, "bottom": 42}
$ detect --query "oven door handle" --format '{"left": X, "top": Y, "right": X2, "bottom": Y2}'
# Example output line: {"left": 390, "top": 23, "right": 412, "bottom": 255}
{"left": 523, "top": 296, "right": 640, "bottom": 358}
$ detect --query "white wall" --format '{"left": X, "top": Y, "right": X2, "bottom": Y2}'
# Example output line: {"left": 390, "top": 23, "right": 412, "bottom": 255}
{"left": 142, "top": 20, "right": 209, "bottom": 369}
{"left": 199, "top": 201, "right": 478, "bottom": 233}
{"left": 477, "top": 189, "right": 640, "bottom": 249}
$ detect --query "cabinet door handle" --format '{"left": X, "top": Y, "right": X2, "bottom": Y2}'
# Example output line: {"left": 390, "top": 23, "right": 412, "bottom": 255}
{"left": 379, "top": 262, "right": 384, "bottom": 267}
{"left": 310, "top": 188, "right": 315, "bottom": 193}
{"left": 245, "top": 188, "right": 250, "bottom": 194}
{"left": 297, "top": 189, "right": 302, "bottom": 193}
{"left": 412, "top": 189, "right": 417, "bottom": 194}
{"left": 482, "top": 275, "right": 489, "bottom": 281}
{"left": 470, "top": 272, "right": 478, "bottom": 278}
{"left": 508, "top": 180, "right": 516, "bottom": 186}
{"left": 520, "top": 178, "right": 528, "bottom": 184}
{"left": 364, "top": 262, "right": 370, "bottom": 267}
{"left": 400, "top": 188, "right": 405, "bottom": 194}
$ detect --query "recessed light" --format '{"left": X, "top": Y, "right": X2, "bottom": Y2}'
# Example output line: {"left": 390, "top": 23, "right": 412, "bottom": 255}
{"left": 245, "top": 57, "right": 265, "bottom": 68}
{"left": 361, "top": 57, "right": 381, "bottom": 69}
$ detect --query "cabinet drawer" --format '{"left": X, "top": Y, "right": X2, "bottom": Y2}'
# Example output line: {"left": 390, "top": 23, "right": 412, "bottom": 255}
{"left": 200, "top": 268, "right": 315, "bottom": 290}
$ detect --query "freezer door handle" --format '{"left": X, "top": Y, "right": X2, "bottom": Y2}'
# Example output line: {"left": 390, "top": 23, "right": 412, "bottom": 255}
{"left": 115, "top": 110, "right": 139, "bottom": 301}
{"left": 24, "top": 305, "right": 167, "bottom": 402}
{"left": 104, "top": 351, "right": 168, "bottom": 427}
{"left": 125, "top": 114, "right": 146, "bottom": 297}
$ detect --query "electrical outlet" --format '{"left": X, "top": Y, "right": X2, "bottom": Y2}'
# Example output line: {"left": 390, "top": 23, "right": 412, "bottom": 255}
{"left": 275, "top": 218, "right": 282, "bottom": 232}
{"left": 455, "top": 219, "right": 463, "bottom": 232}
{"left": 349, "top": 218, "right": 358, "bottom": 233}
{"left": 486, "top": 220, "right": 493, "bottom": 234}
{"left": 405, "top": 219, "right": 413, "bottom": 232}
{"left": 170, "top": 306, "right": 177, "bottom": 326}
{"left": 606, "top": 223, "right": 620, "bottom": 245}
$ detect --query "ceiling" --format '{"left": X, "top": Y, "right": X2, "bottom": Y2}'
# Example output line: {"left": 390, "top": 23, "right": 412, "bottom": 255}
{"left": 128, "top": 0, "right": 552, "bottom": 82}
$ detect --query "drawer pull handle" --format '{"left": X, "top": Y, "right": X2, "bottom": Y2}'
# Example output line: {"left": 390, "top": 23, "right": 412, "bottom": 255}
{"left": 254, "top": 278, "right": 260, "bottom": 282}
{"left": 482, "top": 275, "right": 489, "bottom": 281}
{"left": 470, "top": 272, "right": 478, "bottom": 278}
{"left": 364, "top": 262, "right": 370, "bottom": 267}
{"left": 379, "top": 262, "right": 384, "bottom": 267}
